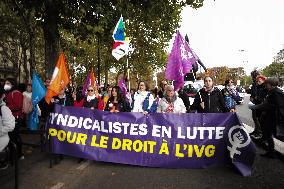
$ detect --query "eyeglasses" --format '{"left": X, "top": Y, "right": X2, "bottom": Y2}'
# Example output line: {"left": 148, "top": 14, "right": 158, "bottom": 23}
{"left": 87, "top": 89, "right": 94, "bottom": 92}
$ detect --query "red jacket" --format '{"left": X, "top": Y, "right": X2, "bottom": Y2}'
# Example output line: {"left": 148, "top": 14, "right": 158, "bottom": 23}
{"left": 5, "top": 90, "right": 24, "bottom": 119}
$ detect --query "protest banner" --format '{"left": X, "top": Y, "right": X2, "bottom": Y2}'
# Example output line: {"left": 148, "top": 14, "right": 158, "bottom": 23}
{"left": 47, "top": 105, "right": 255, "bottom": 176}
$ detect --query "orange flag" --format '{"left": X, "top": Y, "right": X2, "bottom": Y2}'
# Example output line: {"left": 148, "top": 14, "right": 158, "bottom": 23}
{"left": 90, "top": 68, "right": 96, "bottom": 87}
{"left": 45, "top": 52, "right": 70, "bottom": 104}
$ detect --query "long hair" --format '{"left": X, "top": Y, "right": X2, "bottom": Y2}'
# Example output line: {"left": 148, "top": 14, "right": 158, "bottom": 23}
{"left": 224, "top": 79, "right": 233, "bottom": 86}
{"left": 109, "top": 86, "right": 125, "bottom": 103}
{"left": 137, "top": 81, "right": 149, "bottom": 91}
{"left": 250, "top": 70, "right": 259, "bottom": 82}
{"left": 5, "top": 78, "right": 17, "bottom": 91}
{"left": 0, "top": 86, "right": 4, "bottom": 99}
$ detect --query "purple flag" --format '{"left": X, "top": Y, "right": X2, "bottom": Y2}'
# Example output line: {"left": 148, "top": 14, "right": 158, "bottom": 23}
{"left": 118, "top": 77, "right": 127, "bottom": 97}
{"left": 82, "top": 72, "right": 90, "bottom": 96}
{"left": 166, "top": 31, "right": 197, "bottom": 91}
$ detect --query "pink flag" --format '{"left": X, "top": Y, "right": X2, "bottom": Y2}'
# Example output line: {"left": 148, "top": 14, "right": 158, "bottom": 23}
{"left": 118, "top": 77, "right": 127, "bottom": 97}
{"left": 165, "top": 31, "right": 196, "bottom": 91}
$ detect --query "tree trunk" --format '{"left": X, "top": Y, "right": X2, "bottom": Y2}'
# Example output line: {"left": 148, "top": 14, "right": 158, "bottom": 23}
{"left": 43, "top": 0, "right": 60, "bottom": 79}
{"left": 22, "top": 47, "right": 29, "bottom": 83}
{"left": 104, "top": 59, "right": 109, "bottom": 87}
{"left": 18, "top": 47, "right": 23, "bottom": 84}
{"left": 97, "top": 36, "right": 101, "bottom": 85}
{"left": 29, "top": 29, "right": 35, "bottom": 79}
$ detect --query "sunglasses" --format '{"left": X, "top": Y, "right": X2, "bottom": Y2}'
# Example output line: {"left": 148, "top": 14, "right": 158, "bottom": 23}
{"left": 87, "top": 89, "right": 94, "bottom": 92}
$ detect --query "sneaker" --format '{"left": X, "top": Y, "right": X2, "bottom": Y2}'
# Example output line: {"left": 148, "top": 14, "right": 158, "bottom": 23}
{"left": 0, "top": 162, "right": 9, "bottom": 170}
{"left": 260, "top": 152, "right": 276, "bottom": 159}
{"left": 19, "top": 155, "right": 25, "bottom": 160}
{"left": 251, "top": 134, "right": 262, "bottom": 140}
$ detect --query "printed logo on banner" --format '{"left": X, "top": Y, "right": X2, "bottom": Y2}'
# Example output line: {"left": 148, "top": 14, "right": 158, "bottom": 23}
{"left": 227, "top": 125, "right": 251, "bottom": 158}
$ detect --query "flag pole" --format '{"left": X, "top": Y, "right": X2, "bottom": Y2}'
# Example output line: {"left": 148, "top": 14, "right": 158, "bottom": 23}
{"left": 127, "top": 55, "right": 130, "bottom": 92}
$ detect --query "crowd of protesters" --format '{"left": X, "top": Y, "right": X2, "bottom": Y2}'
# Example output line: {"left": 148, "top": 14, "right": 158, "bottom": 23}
{"left": 248, "top": 71, "right": 284, "bottom": 158}
{"left": 0, "top": 72, "right": 284, "bottom": 170}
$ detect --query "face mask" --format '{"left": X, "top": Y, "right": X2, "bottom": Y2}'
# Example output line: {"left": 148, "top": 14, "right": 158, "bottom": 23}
{"left": 4, "top": 84, "right": 12, "bottom": 91}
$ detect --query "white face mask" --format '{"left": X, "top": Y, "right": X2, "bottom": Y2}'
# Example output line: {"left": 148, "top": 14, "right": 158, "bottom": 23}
{"left": 4, "top": 84, "right": 12, "bottom": 91}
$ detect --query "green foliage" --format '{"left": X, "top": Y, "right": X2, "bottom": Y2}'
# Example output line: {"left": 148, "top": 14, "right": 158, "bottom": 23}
{"left": 1, "top": 0, "right": 204, "bottom": 85}
{"left": 240, "top": 75, "right": 252, "bottom": 87}
{"left": 262, "top": 62, "right": 284, "bottom": 78}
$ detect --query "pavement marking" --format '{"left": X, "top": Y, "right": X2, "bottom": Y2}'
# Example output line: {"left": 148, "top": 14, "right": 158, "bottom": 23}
{"left": 50, "top": 182, "right": 65, "bottom": 189}
{"left": 274, "top": 138, "right": 284, "bottom": 154}
{"left": 76, "top": 160, "right": 91, "bottom": 170}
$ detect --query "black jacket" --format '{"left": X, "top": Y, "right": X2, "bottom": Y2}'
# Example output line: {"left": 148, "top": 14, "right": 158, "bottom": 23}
{"left": 53, "top": 95, "right": 73, "bottom": 106}
{"left": 251, "top": 87, "right": 284, "bottom": 128}
{"left": 83, "top": 97, "right": 99, "bottom": 109}
{"left": 178, "top": 89, "right": 191, "bottom": 113}
{"left": 250, "top": 82, "right": 257, "bottom": 99}
{"left": 191, "top": 87, "right": 229, "bottom": 113}
{"left": 158, "top": 89, "right": 164, "bottom": 98}
{"left": 253, "top": 84, "right": 268, "bottom": 105}
{"left": 104, "top": 99, "right": 131, "bottom": 112}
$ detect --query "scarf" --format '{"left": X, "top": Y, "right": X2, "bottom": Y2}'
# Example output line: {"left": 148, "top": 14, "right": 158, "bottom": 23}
{"left": 87, "top": 94, "right": 96, "bottom": 102}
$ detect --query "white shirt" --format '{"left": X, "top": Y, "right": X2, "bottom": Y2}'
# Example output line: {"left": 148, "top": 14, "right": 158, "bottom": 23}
{"left": 157, "top": 97, "right": 186, "bottom": 113}
{"left": 132, "top": 91, "right": 154, "bottom": 113}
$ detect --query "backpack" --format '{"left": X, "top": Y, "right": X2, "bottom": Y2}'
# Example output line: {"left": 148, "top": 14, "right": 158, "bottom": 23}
{"left": 12, "top": 90, "right": 25, "bottom": 113}
{"left": 22, "top": 95, "right": 33, "bottom": 114}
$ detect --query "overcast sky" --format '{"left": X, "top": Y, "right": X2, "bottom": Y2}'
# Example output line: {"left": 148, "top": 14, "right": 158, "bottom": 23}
{"left": 178, "top": 0, "right": 284, "bottom": 75}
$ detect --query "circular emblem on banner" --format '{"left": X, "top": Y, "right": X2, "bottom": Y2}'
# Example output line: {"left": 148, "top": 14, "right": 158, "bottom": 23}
{"left": 227, "top": 125, "right": 251, "bottom": 158}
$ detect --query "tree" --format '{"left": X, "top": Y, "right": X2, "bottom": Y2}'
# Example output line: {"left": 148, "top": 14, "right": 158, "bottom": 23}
{"left": 240, "top": 75, "right": 252, "bottom": 87}
{"left": 262, "top": 62, "right": 284, "bottom": 78}
{"left": 1, "top": 0, "right": 205, "bottom": 84}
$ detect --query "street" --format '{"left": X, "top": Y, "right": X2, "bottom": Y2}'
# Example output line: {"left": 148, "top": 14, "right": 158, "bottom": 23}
{"left": 1, "top": 95, "right": 284, "bottom": 189}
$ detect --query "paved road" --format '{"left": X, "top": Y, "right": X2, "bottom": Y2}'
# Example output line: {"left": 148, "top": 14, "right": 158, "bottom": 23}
{"left": 1, "top": 95, "right": 284, "bottom": 189}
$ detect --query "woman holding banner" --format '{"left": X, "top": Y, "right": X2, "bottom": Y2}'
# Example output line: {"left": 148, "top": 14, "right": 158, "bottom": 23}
{"left": 157, "top": 85, "right": 186, "bottom": 113}
{"left": 104, "top": 86, "right": 131, "bottom": 112}
{"left": 131, "top": 81, "right": 154, "bottom": 114}
{"left": 52, "top": 88, "right": 73, "bottom": 107}
{"left": 191, "top": 76, "right": 231, "bottom": 113}
{"left": 73, "top": 85, "right": 103, "bottom": 110}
